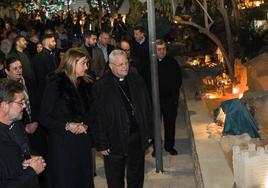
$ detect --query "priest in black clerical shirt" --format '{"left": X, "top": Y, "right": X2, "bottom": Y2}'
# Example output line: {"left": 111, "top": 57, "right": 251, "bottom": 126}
{"left": 0, "top": 79, "right": 46, "bottom": 188}
{"left": 155, "top": 39, "right": 182, "bottom": 156}
{"left": 92, "top": 49, "right": 152, "bottom": 188}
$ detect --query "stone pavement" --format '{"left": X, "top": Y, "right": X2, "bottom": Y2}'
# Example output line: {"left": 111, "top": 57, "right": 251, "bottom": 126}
{"left": 94, "top": 93, "right": 196, "bottom": 188}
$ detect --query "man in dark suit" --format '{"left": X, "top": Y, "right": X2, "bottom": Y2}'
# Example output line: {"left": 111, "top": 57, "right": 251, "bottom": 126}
{"left": 31, "top": 35, "right": 57, "bottom": 188}
{"left": 129, "top": 26, "right": 151, "bottom": 94}
{"left": 97, "top": 30, "right": 114, "bottom": 64}
{"left": 119, "top": 39, "right": 141, "bottom": 68}
{"left": 33, "top": 34, "right": 58, "bottom": 105}
{"left": 155, "top": 39, "right": 182, "bottom": 155}
{"left": 92, "top": 49, "right": 152, "bottom": 188}
{"left": 80, "top": 30, "right": 105, "bottom": 80}
{"left": 32, "top": 34, "right": 58, "bottom": 157}
{"left": 0, "top": 79, "right": 46, "bottom": 188}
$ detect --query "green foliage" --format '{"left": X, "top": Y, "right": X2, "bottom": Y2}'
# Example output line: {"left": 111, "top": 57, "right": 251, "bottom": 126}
{"left": 207, "top": 0, "right": 218, "bottom": 15}
{"left": 155, "top": 0, "right": 173, "bottom": 21}
{"left": 127, "top": 0, "right": 146, "bottom": 26}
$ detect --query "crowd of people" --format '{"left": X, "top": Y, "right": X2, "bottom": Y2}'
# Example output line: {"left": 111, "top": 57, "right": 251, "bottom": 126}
{"left": 0, "top": 10, "right": 182, "bottom": 188}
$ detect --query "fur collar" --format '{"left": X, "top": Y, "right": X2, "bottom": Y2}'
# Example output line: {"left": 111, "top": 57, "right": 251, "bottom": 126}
{"left": 48, "top": 72, "right": 93, "bottom": 120}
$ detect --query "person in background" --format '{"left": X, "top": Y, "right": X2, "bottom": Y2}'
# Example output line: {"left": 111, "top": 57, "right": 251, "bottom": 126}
{"left": 26, "top": 33, "right": 40, "bottom": 60}
{"left": 129, "top": 26, "right": 151, "bottom": 94}
{"left": 0, "top": 29, "right": 17, "bottom": 56}
{"left": 4, "top": 57, "right": 39, "bottom": 138}
{"left": 92, "top": 49, "right": 152, "bottom": 188}
{"left": 39, "top": 48, "right": 95, "bottom": 188}
{"left": 97, "top": 30, "right": 114, "bottom": 64}
{"left": 0, "top": 79, "right": 46, "bottom": 188}
{"left": 36, "top": 42, "right": 43, "bottom": 54}
{"left": 119, "top": 39, "right": 141, "bottom": 68}
{"left": 80, "top": 30, "right": 105, "bottom": 80}
{"left": 153, "top": 39, "right": 182, "bottom": 156}
{"left": 8, "top": 35, "right": 37, "bottom": 111}
{"left": 33, "top": 34, "right": 58, "bottom": 105}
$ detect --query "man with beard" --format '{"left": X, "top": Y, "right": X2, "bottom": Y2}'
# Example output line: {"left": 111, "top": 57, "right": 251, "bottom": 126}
{"left": 80, "top": 30, "right": 105, "bottom": 80}
{"left": 32, "top": 34, "right": 58, "bottom": 187}
{"left": 5, "top": 56, "right": 48, "bottom": 187}
{"left": 8, "top": 35, "right": 37, "bottom": 96}
{"left": 0, "top": 79, "right": 46, "bottom": 188}
{"left": 33, "top": 34, "right": 58, "bottom": 104}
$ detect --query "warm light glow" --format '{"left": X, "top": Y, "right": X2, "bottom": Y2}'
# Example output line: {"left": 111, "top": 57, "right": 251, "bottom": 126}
{"left": 239, "top": 93, "right": 244, "bottom": 99}
{"left": 205, "top": 93, "right": 219, "bottom": 99}
{"left": 233, "top": 87, "right": 239, "bottom": 94}
{"left": 208, "top": 95, "right": 217, "bottom": 99}
{"left": 205, "top": 55, "right": 211, "bottom": 63}
{"left": 255, "top": 1, "right": 261, "bottom": 6}
{"left": 188, "top": 59, "right": 199, "bottom": 66}
{"left": 216, "top": 48, "right": 224, "bottom": 63}
{"left": 237, "top": 0, "right": 264, "bottom": 9}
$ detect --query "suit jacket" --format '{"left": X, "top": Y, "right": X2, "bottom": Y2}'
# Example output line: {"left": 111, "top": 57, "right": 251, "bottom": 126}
{"left": 33, "top": 48, "right": 59, "bottom": 107}
{"left": 158, "top": 55, "right": 182, "bottom": 102}
{"left": 97, "top": 43, "right": 114, "bottom": 64}
{"left": 80, "top": 44, "right": 105, "bottom": 78}
{"left": 107, "top": 44, "right": 114, "bottom": 57}
{"left": 92, "top": 68, "right": 153, "bottom": 155}
{"left": 0, "top": 122, "right": 39, "bottom": 188}
{"left": 129, "top": 38, "right": 151, "bottom": 93}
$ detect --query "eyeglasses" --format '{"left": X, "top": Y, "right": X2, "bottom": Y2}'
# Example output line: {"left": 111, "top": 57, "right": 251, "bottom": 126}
{"left": 12, "top": 99, "right": 26, "bottom": 107}
{"left": 110, "top": 62, "right": 129, "bottom": 68}
{"left": 122, "top": 48, "right": 130, "bottom": 52}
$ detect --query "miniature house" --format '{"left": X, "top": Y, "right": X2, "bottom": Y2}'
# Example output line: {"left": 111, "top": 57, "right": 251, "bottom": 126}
{"left": 233, "top": 143, "right": 268, "bottom": 188}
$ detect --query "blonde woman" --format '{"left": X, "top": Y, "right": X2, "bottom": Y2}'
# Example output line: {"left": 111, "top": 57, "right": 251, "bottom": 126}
{"left": 39, "top": 48, "right": 95, "bottom": 188}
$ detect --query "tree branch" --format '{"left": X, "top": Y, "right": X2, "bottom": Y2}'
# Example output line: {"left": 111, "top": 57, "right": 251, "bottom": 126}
{"left": 195, "top": 0, "right": 214, "bottom": 29}
{"left": 179, "top": 20, "right": 234, "bottom": 80}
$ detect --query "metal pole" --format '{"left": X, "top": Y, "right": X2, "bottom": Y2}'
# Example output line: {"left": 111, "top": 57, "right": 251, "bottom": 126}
{"left": 147, "top": 0, "right": 164, "bottom": 173}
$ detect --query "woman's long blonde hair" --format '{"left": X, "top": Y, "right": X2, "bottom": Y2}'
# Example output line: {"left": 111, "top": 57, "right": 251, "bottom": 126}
{"left": 58, "top": 48, "right": 91, "bottom": 84}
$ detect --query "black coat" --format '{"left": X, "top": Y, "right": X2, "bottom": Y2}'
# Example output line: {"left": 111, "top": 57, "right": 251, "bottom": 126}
{"left": 33, "top": 48, "right": 59, "bottom": 108}
{"left": 39, "top": 72, "right": 94, "bottom": 188}
{"left": 92, "top": 68, "right": 152, "bottom": 155}
{"left": 129, "top": 38, "right": 150, "bottom": 64}
{"left": 129, "top": 38, "right": 151, "bottom": 93}
{"left": 0, "top": 123, "right": 39, "bottom": 188}
{"left": 158, "top": 55, "right": 182, "bottom": 103}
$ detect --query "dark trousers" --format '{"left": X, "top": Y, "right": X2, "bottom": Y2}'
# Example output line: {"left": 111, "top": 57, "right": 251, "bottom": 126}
{"left": 104, "top": 132, "right": 145, "bottom": 188}
{"left": 160, "top": 99, "right": 178, "bottom": 150}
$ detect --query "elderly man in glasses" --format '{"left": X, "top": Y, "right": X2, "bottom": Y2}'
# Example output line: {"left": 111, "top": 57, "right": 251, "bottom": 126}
{"left": 92, "top": 49, "right": 152, "bottom": 188}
